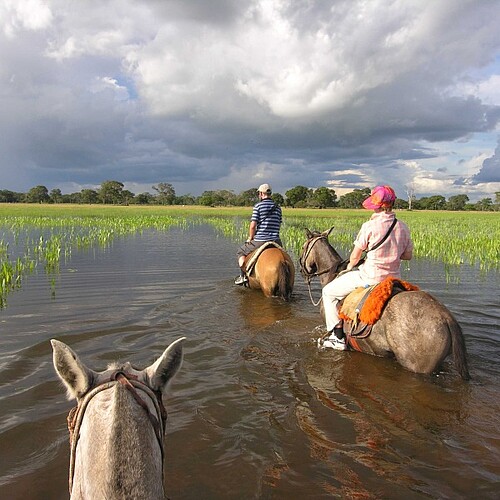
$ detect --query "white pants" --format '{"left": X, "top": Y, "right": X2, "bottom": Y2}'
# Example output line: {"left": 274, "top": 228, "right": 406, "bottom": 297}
{"left": 322, "top": 270, "right": 370, "bottom": 331}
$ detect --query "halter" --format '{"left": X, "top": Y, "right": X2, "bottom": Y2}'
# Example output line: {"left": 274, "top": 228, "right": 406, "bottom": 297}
{"left": 66, "top": 370, "right": 167, "bottom": 494}
{"left": 299, "top": 234, "right": 348, "bottom": 306}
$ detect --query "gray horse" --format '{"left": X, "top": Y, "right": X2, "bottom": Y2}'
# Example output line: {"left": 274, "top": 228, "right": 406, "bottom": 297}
{"left": 300, "top": 228, "right": 470, "bottom": 380}
{"left": 51, "top": 337, "right": 185, "bottom": 499}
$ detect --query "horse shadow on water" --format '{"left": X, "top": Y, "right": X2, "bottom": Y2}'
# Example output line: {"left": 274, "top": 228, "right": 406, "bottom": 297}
{"left": 51, "top": 337, "right": 185, "bottom": 500}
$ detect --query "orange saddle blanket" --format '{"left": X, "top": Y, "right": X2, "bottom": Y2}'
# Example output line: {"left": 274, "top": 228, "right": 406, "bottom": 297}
{"left": 339, "top": 277, "right": 419, "bottom": 325}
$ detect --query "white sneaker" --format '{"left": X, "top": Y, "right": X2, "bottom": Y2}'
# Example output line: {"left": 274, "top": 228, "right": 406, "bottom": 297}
{"left": 317, "top": 335, "right": 347, "bottom": 351}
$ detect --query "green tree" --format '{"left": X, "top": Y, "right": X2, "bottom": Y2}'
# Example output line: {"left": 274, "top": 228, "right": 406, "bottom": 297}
{"left": 0, "top": 190, "right": 22, "bottom": 202}
{"left": 271, "top": 193, "right": 285, "bottom": 206}
{"left": 175, "top": 194, "right": 196, "bottom": 205}
{"left": 237, "top": 188, "right": 258, "bottom": 206}
{"left": 310, "top": 187, "right": 337, "bottom": 208}
{"left": 446, "top": 194, "right": 469, "bottom": 211}
{"left": 50, "top": 188, "right": 63, "bottom": 203}
{"left": 198, "top": 191, "right": 216, "bottom": 206}
{"left": 417, "top": 195, "right": 446, "bottom": 210}
{"left": 475, "top": 198, "right": 493, "bottom": 211}
{"left": 152, "top": 183, "right": 176, "bottom": 205}
{"left": 197, "top": 190, "right": 237, "bottom": 206}
{"left": 394, "top": 198, "right": 409, "bottom": 209}
{"left": 62, "top": 192, "right": 81, "bottom": 203}
{"left": 338, "top": 188, "right": 370, "bottom": 208}
{"left": 122, "top": 190, "right": 135, "bottom": 205}
{"left": 135, "top": 192, "right": 154, "bottom": 205}
{"left": 80, "top": 189, "right": 99, "bottom": 204}
{"left": 216, "top": 190, "right": 237, "bottom": 206}
{"left": 26, "top": 185, "right": 50, "bottom": 203}
{"left": 285, "top": 186, "right": 312, "bottom": 207}
{"left": 99, "top": 180, "right": 124, "bottom": 204}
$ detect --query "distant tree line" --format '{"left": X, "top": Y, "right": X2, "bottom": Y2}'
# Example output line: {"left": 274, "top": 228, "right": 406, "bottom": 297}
{"left": 0, "top": 180, "right": 498, "bottom": 211}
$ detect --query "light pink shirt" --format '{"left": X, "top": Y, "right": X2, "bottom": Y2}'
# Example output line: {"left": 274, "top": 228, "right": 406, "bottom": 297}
{"left": 354, "top": 212, "right": 413, "bottom": 284}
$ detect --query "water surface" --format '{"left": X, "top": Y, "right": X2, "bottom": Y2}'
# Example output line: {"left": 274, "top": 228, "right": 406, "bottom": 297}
{"left": 0, "top": 225, "right": 498, "bottom": 499}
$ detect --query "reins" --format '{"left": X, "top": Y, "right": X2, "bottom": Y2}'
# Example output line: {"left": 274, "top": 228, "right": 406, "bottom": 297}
{"left": 299, "top": 235, "right": 346, "bottom": 307}
{"left": 66, "top": 371, "right": 167, "bottom": 494}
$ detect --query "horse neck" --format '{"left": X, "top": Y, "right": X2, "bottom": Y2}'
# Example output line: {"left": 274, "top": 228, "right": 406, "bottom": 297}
{"left": 71, "top": 385, "right": 164, "bottom": 499}
{"left": 316, "top": 241, "right": 343, "bottom": 287}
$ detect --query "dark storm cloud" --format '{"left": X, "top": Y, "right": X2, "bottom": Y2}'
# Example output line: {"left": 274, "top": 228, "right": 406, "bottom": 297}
{"left": 0, "top": 0, "right": 499, "bottom": 199}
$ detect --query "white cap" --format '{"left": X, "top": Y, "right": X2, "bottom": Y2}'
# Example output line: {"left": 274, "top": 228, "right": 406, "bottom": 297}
{"left": 257, "top": 183, "right": 272, "bottom": 194}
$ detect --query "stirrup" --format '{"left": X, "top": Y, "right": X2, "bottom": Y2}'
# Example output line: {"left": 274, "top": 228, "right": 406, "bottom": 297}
{"left": 234, "top": 275, "right": 248, "bottom": 286}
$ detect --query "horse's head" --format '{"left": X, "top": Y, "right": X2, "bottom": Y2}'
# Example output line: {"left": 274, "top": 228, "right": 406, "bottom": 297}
{"left": 300, "top": 227, "right": 344, "bottom": 284}
{"left": 51, "top": 337, "right": 185, "bottom": 498}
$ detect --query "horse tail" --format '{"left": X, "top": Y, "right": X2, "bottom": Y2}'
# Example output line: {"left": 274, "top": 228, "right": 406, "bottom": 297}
{"left": 448, "top": 317, "right": 471, "bottom": 380}
{"left": 277, "top": 260, "right": 293, "bottom": 301}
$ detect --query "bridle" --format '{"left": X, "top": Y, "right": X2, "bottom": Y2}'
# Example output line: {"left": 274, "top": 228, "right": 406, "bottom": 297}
{"left": 300, "top": 235, "right": 331, "bottom": 306}
{"left": 66, "top": 370, "right": 167, "bottom": 494}
{"left": 299, "top": 234, "right": 347, "bottom": 306}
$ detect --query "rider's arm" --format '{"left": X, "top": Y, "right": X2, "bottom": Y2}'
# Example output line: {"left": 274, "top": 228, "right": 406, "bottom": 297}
{"left": 347, "top": 245, "right": 363, "bottom": 270}
{"left": 247, "top": 221, "right": 257, "bottom": 242}
{"left": 400, "top": 247, "right": 413, "bottom": 260}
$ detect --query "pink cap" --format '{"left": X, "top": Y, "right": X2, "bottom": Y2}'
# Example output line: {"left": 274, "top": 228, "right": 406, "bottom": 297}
{"left": 362, "top": 185, "right": 396, "bottom": 210}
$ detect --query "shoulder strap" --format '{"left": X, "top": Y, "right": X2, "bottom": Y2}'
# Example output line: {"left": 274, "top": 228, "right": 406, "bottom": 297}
{"left": 367, "top": 218, "right": 398, "bottom": 253}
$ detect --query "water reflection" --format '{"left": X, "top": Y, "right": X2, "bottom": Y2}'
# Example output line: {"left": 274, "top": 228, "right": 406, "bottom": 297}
{"left": 236, "top": 286, "right": 294, "bottom": 328}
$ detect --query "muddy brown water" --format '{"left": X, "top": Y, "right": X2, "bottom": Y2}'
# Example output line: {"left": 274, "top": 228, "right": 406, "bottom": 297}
{"left": 0, "top": 224, "right": 498, "bottom": 499}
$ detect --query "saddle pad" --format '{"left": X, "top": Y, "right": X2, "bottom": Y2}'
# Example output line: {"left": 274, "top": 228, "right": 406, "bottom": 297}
{"left": 340, "top": 277, "right": 419, "bottom": 325}
{"left": 244, "top": 241, "right": 283, "bottom": 274}
{"left": 340, "top": 286, "right": 374, "bottom": 320}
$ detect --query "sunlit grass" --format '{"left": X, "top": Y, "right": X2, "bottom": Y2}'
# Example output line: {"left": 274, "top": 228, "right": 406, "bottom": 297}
{"left": 0, "top": 204, "right": 498, "bottom": 306}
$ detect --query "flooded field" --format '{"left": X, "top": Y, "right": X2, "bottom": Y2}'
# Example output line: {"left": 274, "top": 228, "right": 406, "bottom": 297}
{"left": 0, "top": 224, "right": 498, "bottom": 499}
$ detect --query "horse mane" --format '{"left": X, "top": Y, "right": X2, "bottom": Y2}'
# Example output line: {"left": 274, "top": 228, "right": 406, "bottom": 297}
{"left": 106, "top": 384, "right": 164, "bottom": 498}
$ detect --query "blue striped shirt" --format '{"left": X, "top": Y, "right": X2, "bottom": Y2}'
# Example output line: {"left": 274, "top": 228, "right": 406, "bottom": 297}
{"left": 251, "top": 198, "right": 282, "bottom": 241}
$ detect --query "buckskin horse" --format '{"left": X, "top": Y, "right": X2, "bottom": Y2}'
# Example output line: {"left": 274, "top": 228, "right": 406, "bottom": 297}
{"left": 242, "top": 242, "right": 295, "bottom": 300}
{"left": 51, "top": 337, "right": 185, "bottom": 499}
{"left": 300, "top": 228, "right": 470, "bottom": 380}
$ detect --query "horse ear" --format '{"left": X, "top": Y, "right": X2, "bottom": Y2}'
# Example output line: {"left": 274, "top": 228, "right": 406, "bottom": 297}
{"left": 51, "top": 339, "right": 95, "bottom": 400}
{"left": 145, "top": 337, "right": 186, "bottom": 393}
{"left": 322, "top": 226, "right": 334, "bottom": 237}
{"left": 305, "top": 228, "right": 313, "bottom": 238}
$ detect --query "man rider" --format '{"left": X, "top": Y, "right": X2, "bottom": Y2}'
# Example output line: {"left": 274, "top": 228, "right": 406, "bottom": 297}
{"left": 234, "top": 183, "right": 283, "bottom": 285}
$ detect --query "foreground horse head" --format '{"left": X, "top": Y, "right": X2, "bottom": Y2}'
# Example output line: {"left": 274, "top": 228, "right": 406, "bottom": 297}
{"left": 51, "top": 337, "right": 185, "bottom": 499}
{"left": 244, "top": 243, "right": 295, "bottom": 301}
{"left": 300, "top": 228, "right": 470, "bottom": 380}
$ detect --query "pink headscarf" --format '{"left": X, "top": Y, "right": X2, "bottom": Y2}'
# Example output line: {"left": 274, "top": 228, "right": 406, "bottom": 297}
{"left": 362, "top": 185, "right": 396, "bottom": 210}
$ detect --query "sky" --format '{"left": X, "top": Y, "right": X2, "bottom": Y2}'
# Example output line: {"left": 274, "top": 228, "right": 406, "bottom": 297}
{"left": 1, "top": 0, "right": 500, "bottom": 202}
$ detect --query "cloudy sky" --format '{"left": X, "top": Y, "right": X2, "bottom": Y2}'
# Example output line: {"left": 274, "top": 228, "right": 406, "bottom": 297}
{"left": 1, "top": 0, "right": 500, "bottom": 201}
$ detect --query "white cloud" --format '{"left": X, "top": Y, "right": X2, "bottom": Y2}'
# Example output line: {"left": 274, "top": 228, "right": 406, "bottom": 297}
{"left": 0, "top": 0, "right": 499, "bottom": 201}
{"left": 1, "top": 0, "right": 53, "bottom": 37}
{"left": 458, "top": 74, "right": 500, "bottom": 107}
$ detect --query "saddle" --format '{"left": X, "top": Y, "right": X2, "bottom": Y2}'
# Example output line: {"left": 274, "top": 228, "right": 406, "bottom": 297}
{"left": 243, "top": 241, "right": 284, "bottom": 276}
{"left": 338, "top": 277, "right": 419, "bottom": 348}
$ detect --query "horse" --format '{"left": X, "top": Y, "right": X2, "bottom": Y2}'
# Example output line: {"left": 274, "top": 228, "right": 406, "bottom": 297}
{"left": 243, "top": 243, "right": 295, "bottom": 300}
{"left": 299, "top": 228, "right": 470, "bottom": 380}
{"left": 51, "top": 337, "right": 185, "bottom": 499}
